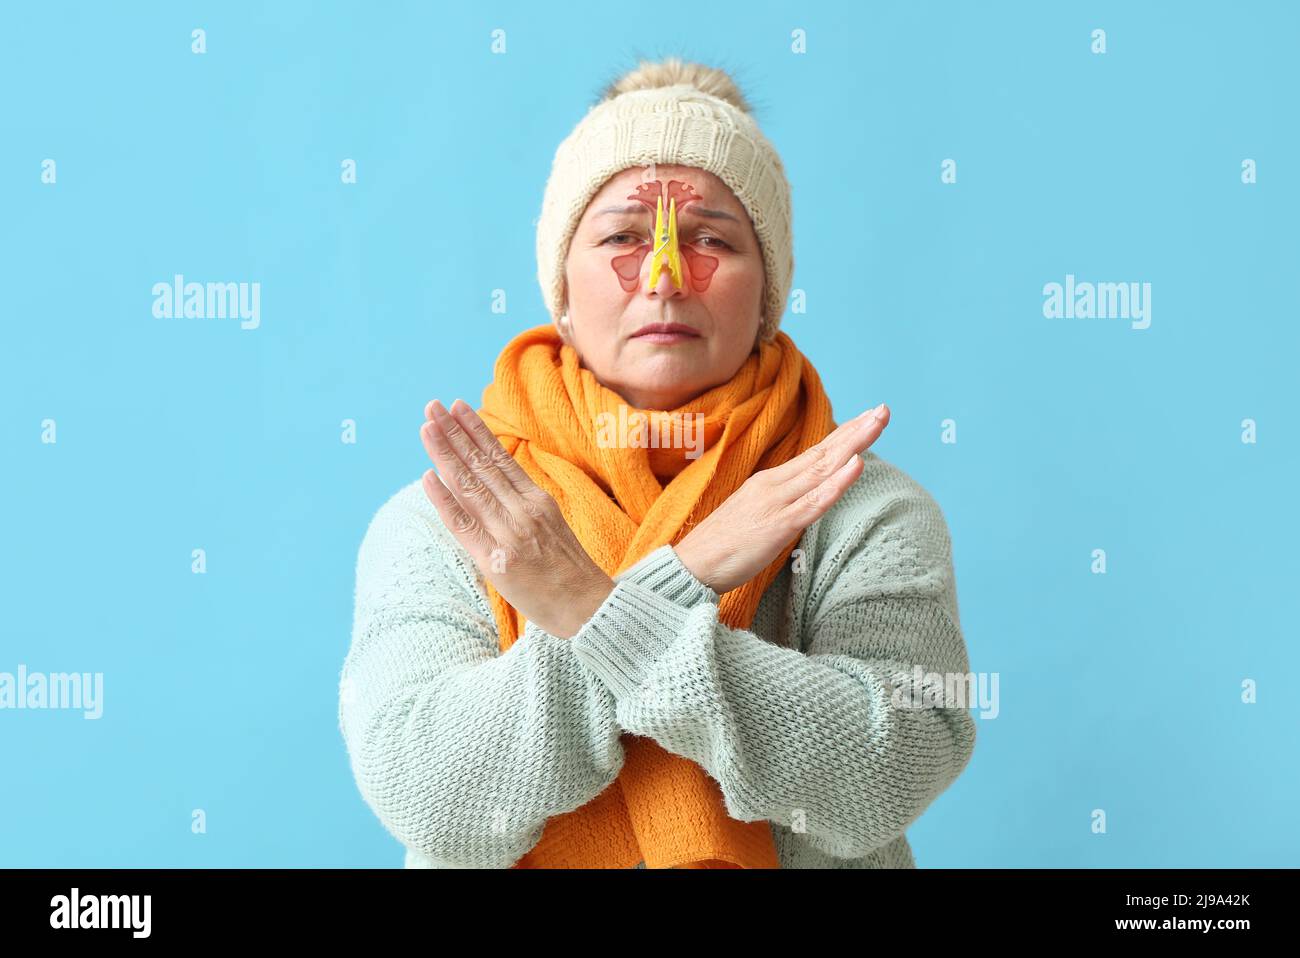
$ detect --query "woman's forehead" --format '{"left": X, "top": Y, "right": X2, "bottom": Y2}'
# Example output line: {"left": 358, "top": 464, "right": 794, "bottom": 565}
{"left": 578, "top": 168, "right": 746, "bottom": 233}
{"left": 590, "top": 165, "right": 736, "bottom": 206}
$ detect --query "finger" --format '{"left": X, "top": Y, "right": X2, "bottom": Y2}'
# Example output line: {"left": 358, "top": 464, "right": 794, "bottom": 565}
{"left": 420, "top": 412, "right": 513, "bottom": 532}
{"left": 766, "top": 404, "right": 888, "bottom": 490}
{"left": 421, "top": 468, "right": 492, "bottom": 554}
{"left": 785, "top": 452, "right": 865, "bottom": 527}
{"left": 448, "top": 399, "right": 538, "bottom": 495}
{"left": 763, "top": 406, "right": 880, "bottom": 483}
{"left": 427, "top": 401, "right": 519, "bottom": 506}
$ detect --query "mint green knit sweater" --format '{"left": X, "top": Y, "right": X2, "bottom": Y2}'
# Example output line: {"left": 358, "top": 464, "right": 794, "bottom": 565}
{"left": 338, "top": 449, "right": 976, "bottom": 868}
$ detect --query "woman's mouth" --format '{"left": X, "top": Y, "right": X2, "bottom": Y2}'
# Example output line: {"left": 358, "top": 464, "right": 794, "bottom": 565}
{"left": 630, "top": 322, "right": 701, "bottom": 345}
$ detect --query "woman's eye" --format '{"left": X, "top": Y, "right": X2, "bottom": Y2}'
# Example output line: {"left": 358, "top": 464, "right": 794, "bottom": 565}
{"left": 602, "top": 232, "right": 641, "bottom": 246}
{"left": 695, "top": 236, "right": 730, "bottom": 250}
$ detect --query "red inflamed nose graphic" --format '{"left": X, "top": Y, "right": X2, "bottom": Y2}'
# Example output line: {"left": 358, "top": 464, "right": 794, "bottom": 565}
{"left": 610, "top": 180, "right": 721, "bottom": 294}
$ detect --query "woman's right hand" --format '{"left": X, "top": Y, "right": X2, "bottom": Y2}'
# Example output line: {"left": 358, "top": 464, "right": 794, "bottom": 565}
{"left": 673, "top": 404, "right": 890, "bottom": 596}
{"left": 419, "top": 398, "right": 616, "bottom": 639}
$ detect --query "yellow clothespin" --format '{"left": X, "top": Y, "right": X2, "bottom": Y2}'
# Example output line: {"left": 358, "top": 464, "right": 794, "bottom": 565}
{"left": 646, "top": 195, "right": 683, "bottom": 291}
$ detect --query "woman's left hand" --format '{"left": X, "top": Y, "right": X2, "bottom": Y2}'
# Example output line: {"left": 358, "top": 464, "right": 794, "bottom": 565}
{"left": 674, "top": 403, "right": 890, "bottom": 596}
{"left": 419, "top": 399, "right": 615, "bottom": 639}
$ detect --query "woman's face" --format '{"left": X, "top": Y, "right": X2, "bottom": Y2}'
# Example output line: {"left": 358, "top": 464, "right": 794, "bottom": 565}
{"left": 560, "top": 164, "right": 765, "bottom": 411}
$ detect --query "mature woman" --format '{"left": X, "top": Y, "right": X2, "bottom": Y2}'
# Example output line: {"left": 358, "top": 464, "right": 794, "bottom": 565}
{"left": 339, "top": 58, "right": 976, "bottom": 869}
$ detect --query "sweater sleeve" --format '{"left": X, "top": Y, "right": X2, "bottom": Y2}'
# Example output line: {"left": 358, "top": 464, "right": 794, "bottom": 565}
{"left": 612, "top": 543, "right": 720, "bottom": 609}
{"left": 337, "top": 482, "right": 625, "bottom": 868}
{"left": 565, "top": 477, "right": 977, "bottom": 861}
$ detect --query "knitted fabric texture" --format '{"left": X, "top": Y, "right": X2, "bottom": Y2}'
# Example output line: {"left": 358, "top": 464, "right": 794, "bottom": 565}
{"left": 474, "top": 322, "right": 835, "bottom": 868}
{"left": 339, "top": 452, "right": 977, "bottom": 868}
{"left": 535, "top": 80, "right": 794, "bottom": 342}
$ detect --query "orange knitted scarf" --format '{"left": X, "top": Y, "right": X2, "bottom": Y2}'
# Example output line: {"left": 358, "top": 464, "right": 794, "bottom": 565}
{"left": 476, "top": 322, "right": 835, "bottom": 869}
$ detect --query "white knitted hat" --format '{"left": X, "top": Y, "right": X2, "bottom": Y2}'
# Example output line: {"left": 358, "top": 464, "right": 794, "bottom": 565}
{"left": 535, "top": 58, "right": 794, "bottom": 343}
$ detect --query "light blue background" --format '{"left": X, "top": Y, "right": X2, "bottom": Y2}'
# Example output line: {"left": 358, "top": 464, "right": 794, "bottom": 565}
{"left": 2, "top": 1, "right": 1296, "bottom": 867}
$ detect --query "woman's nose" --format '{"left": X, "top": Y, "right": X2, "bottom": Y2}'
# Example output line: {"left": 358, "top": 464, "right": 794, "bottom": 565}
{"left": 646, "top": 255, "right": 690, "bottom": 302}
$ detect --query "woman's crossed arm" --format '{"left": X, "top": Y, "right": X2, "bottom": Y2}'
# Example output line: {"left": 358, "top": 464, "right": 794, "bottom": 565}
{"left": 563, "top": 482, "right": 978, "bottom": 860}
{"left": 338, "top": 482, "right": 626, "bottom": 868}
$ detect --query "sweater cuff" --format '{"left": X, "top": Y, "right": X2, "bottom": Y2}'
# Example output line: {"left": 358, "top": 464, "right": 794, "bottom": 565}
{"left": 614, "top": 544, "right": 719, "bottom": 610}
{"left": 567, "top": 577, "right": 707, "bottom": 700}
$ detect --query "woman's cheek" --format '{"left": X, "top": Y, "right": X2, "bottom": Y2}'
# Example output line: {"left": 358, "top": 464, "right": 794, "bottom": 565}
{"left": 695, "top": 253, "right": 760, "bottom": 308}
{"left": 576, "top": 251, "right": 627, "bottom": 307}
{"left": 610, "top": 243, "right": 652, "bottom": 292}
{"left": 680, "top": 246, "right": 720, "bottom": 292}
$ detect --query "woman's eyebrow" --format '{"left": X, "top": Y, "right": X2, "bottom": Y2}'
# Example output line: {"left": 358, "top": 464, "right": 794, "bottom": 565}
{"left": 593, "top": 203, "right": 740, "bottom": 223}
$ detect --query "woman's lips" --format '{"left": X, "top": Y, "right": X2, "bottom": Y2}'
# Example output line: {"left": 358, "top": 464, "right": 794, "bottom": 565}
{"left": 635, "top": 332, "right": 699, "bottom": 344}
{"left": 631, "top": 323, "right": 701, "bottom": 345}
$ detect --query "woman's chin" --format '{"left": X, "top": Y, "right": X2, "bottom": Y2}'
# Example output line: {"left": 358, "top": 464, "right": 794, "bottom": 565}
{"left": 625, "top": 353, "right": 702, "bottom": 385}
{"left": 618, "top": 374, "right": 705, "bottom": 410}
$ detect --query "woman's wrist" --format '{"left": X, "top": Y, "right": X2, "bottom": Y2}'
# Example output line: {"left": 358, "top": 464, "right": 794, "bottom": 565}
{"left": 543, "top": 571, "right": 616, "bottom": 639}
{"left": 672, "top": 534, "right": 721, "bottom": 595}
